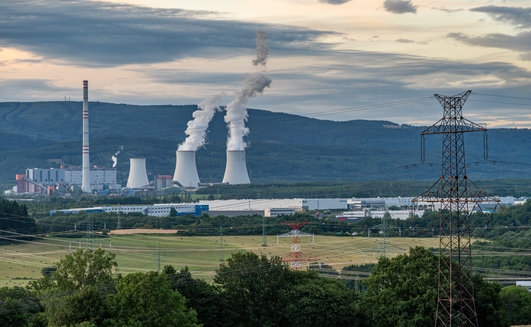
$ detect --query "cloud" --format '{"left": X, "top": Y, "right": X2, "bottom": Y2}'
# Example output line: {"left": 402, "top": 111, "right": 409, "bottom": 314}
{"left": 0, "top": 79, "right": 75, "bottom": 100}
{"left": 396, "top": 38, "right": 415, "bottom": 43}
{"left": 448, "top": 31, "right": 531, "bottom": 60}
{"left": 449, "top": 7, "right": 531, "bottom": 60}
{"left": 432, "top": 7, "right": 463, "bottom": 14}
{"left": 319, "top": 0, "right": 351, "bottom": 4}
{"left": 471, "top": 6, "right": 531, "bottom": 29}
{"left": 0, "top": 0, "right": 339, "bottom": 67}
{"left": 2, "top": 51, "right": 531, "bottom": 127}
{"left": 137, "top": 49, "right": 531, "bottom": 124}
{"left": 383, "top": 0, "right": 417, "bottom": 14}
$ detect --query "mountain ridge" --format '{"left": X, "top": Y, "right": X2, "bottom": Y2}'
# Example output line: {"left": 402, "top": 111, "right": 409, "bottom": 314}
{"left": 0, "top": 101, "right": 529, "bottom": 186}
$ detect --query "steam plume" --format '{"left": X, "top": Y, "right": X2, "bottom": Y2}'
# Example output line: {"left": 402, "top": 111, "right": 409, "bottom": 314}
{"left": 179, "top": 94, "right": 222, "bottom": 151}
{"left": 252, "top": 30, "right": 269, "bottom": 68}
{"left": 225, "top": 30, "right": 271, "bottom": 151}
{"left": 111, "top": 145, "right": 124, "bottom": 168}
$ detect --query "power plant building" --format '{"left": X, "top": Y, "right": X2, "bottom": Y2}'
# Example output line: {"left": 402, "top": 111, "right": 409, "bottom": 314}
{"left": 17, "top": 167, "right": 119, "bottom": 194}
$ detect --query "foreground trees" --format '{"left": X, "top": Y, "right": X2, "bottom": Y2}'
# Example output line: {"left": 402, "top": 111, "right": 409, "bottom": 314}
{"left": 213, "top": 251, "right": 362, "bottom": 327}
{"left": 362, "top": 246, "right": 509, "bottom": 327}
{"left": 2, "top": 247, "right": 527, "bottom": 326}
{"left": 106, "top": 272, "right": 199, "bottom": 327}
{"left": 362, "top": 246, "right": 438, "bottom": 327}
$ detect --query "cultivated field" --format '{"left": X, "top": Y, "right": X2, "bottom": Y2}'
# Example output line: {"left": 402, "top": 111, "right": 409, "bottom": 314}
{"left": 0, "top": 233, "right": 440, "bottom": 286}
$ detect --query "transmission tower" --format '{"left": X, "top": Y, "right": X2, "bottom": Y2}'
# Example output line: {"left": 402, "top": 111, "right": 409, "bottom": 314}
{"left": 413, "top": 90, "right": 499, "bottom": 327}
{"left": 377, "top": 212, "right": 389, "bottom": 258}
{"left": 85, "top": 215, "right": 94, "bottom": 249}
{"left": 364, "top": 211, "right": 403, "bottom": 259}
{"left": 279, "top": 222, "right": 318, "bottom": 270}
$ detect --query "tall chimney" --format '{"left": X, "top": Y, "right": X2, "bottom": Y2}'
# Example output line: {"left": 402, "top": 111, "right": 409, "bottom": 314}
{"left": 173, "top": 150, "right": 200, "bottom": 188}
{"left": 81, "top": 80, "right": 91, "bottom": 193}
{"left": 222, "top": 150, "right": 250, "bottom": 185}
{"left": 127, "top": 158, "right": 150, "bottom": 188}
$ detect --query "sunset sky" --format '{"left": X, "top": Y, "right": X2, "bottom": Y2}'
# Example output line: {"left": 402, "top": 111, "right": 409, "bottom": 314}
{"left": 1, "top": 0, "right": 530, "bottom": 127}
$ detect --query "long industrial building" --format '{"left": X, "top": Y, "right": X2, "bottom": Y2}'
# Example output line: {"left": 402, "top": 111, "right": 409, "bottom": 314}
{"left": 16, "top": 167, "right": 120, "bottom": 194}
{"left": 50, "top": 203, "right": 209, "bottom": 217}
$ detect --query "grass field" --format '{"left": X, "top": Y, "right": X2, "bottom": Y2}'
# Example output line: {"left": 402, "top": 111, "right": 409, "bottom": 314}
{"left": 0, "top": 232, "right": 440, "bottom": 287}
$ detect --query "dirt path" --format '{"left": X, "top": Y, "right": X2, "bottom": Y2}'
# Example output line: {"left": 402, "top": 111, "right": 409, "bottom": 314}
{"left": 109, "top": 229, "right": 178, "bottom": 235}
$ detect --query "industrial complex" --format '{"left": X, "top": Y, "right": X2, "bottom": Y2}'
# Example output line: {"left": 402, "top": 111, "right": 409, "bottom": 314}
{"left": 11, "top": 80, "right": 253, "bottom": 195}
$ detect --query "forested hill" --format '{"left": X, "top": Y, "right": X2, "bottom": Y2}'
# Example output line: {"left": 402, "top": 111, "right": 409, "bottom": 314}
{"left": 0, "top": 101, "right": 530, "bottom": 186}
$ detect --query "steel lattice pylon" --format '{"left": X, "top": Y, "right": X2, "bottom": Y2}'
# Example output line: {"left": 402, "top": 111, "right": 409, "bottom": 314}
{"left": 413, "top": 90, "right": 499, "bottom": 327}
{"left": 280, "top": 222, "right": 319, "bottom": 270}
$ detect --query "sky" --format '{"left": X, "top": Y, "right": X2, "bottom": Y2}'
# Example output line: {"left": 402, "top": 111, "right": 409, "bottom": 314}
{"left": 1, "top": 0, "right": 531, "bottom": 127}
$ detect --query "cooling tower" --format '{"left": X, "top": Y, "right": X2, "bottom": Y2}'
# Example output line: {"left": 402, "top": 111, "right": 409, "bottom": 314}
{"left": 127, "top": 158, "right": 150, "bottom": 188}
{"left": 173, "top": 150, "right": 200, "bottom": 188}
{"left": 222, "top": 150, "right": 251, "bottom": 185}
{"left": 81, "top": 80, "right": 91, "bottom": 193}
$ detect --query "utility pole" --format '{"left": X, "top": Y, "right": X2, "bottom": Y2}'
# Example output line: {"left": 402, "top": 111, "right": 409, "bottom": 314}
{"left": 117, "top": 205, "right": 122, "bottom": 230}
{"left": 219, "top": 225, "right": 224, "bottom": 261}
{"left": 413, "top": 90, "right": 499, "bottom": 327}
{"left": 261, "top": 215, "right": 267, "bottom": 246}
{"left": 156, "top": 242, "right": 160, "bottom": 272}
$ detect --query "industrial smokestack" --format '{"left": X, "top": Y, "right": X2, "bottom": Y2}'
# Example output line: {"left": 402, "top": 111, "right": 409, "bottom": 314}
{"left": 222, "top": 150, "right": 250, "bottom": 185}
{"left": 81, "top": 80, "right": 91, "bottom": 193}
{"left": 173, "top": 150, "right": 200, "bottom": 188}
{"left": 127, "top": 158, "right": 150, "bottom": 188}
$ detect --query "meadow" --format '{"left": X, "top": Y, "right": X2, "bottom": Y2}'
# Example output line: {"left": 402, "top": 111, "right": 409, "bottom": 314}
{"left": 0, "top": 232, "right": 440, "bottom": 286}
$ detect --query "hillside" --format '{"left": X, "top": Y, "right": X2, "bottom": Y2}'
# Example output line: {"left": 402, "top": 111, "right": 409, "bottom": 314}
{"left": 0, "top": 101, "right": 530, "bottom": 187}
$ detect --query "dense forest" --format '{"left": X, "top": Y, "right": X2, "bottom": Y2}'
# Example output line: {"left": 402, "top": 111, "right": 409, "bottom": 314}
{"left": 1, "top": 101, "right": 531, "bottom": 188}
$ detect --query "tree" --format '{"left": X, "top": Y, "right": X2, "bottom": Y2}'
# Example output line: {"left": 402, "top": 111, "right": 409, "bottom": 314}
{"left": 106, "top": 271, "right": 200, "bottom": 327}
{"left": 169, "top": 207, "right": 177, "bottom": 217}
{"left": 214, "top": 251, "right": 293, "bottom": 326}
{"left": 31, "top": 248, "right": 117, "bottom": 293}
{"left": 46, "top": 286, "right": 109, "bottom": 327}
{"left": 28, "top": 248, "right": 117, "bottom": 327}
{"left": 164, "top": 265, "right": 229, "bottom": 327}
{"left": 214, "top": 251, "right": 362, "bottom": 327}
{"left": 0, "top": 286, "right": 45, "bottom": 327}
{"left": 362, "top": 246, "right": 440, "bottom": 327}
{"left": 473, "top": 274, "right": 509, "bottom": 327}
{"left": 499, "top": 285, "right": 531, "bottom": 325}
{"left": 285, "top": 270, "right": 361, "bottom": 326}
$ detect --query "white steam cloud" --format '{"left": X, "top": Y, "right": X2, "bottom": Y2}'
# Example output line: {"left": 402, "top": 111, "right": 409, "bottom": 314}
{"left": 111, "top": 145, "right": 124, "bottom": 168}
{"left": 225, "top": 30, "right": 272, "bottom": 151}
{"left": 179, "top": 94, "right": 222, "bottom": 151}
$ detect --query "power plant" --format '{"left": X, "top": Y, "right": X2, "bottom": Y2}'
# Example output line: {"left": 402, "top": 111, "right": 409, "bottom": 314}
{"left": 222, "top": 150, "right": 251, "bottom": 185}
{"left": 13, "top": 30, "right": 272, "bottom": 194}
{"left": 126, "top": 158, "right": 150, "bottom": 189}
{"left": 173, "top": 150, "right": 201, "bottom": 188}
{"left": 81, "top": 80, "right": 91, "bottom": 193}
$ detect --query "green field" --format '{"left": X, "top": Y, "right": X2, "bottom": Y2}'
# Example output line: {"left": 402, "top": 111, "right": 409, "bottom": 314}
{"left": 0, "top": 233, "right": 441, "bottom": 287}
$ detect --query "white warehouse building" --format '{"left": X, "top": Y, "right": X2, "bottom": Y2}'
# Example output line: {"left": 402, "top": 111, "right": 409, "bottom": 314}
{"left": 200, "top": 198, "right": 348, "bottom": 213}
